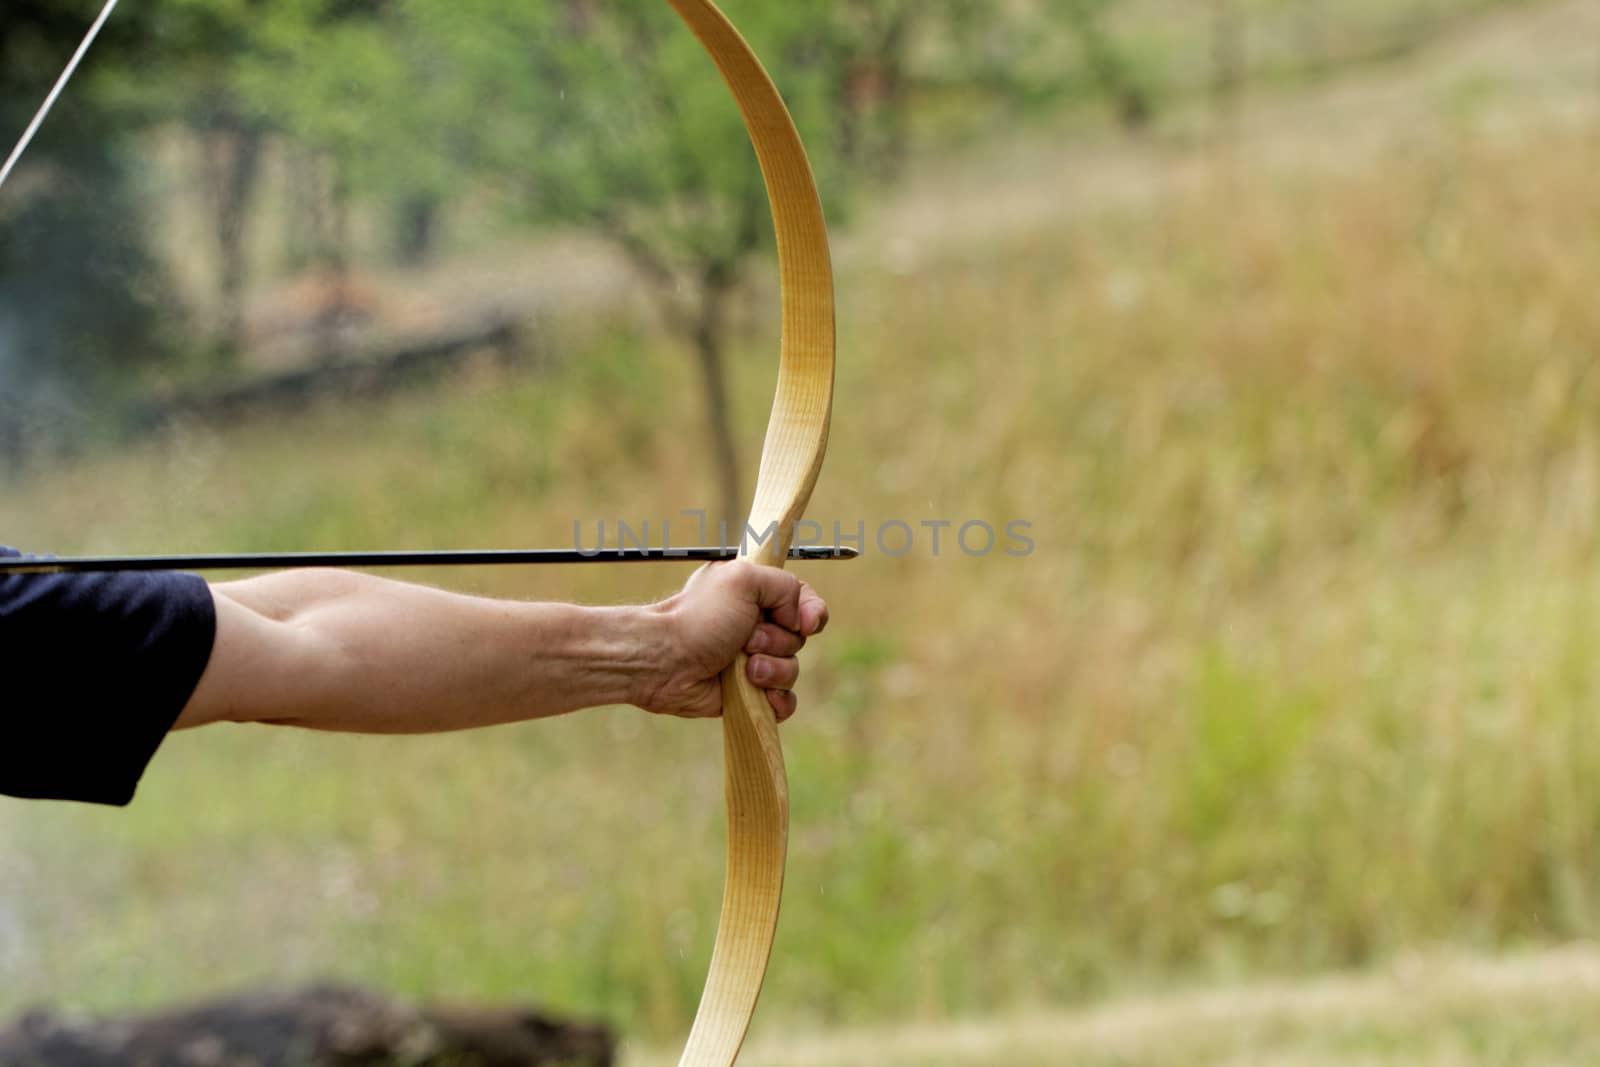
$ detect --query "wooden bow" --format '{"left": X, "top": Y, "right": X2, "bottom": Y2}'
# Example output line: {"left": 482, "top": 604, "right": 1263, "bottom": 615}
{"left": 2, "top": 3, "right": 835, "bottom": 1062}
{"left": 664, "top": 3, "right": 836, "bottom": 1064}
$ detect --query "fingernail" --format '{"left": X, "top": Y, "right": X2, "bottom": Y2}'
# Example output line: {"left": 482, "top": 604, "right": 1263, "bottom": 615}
{"left": 751, "top": 660, "right": 771, "bottom": 683}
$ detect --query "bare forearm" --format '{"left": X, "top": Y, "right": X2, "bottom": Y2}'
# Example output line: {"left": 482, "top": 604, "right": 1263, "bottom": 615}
{"left": 177, "top": 570, "right": 669, "bottom": 733}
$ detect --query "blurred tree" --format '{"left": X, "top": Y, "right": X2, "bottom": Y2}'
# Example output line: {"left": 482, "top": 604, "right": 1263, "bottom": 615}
{"left": 1210, "top": 0, "right": 1247, "bottom": 126}
{"left": 502, "top": 2, "right": 842, "bottom": 526}
{"left": 821, "top": 0, "right": 918, "bottom": 178}
{"left": 238, "top": 0, "right": 459, "bottom": 257}
{"left": 1062, "top": 0, "right": 1153, "bottom": 129}
{"left": 904, "top": 1, "right": 1158, "bottom": 140}
{"left": 241, "top": 1, "right": 850, "bottom": 524}
{"left": 0, "top": 1, "right": 175, "bottom": 460}
{"left": 235, "top": 0, "right": 1145, "bottom": 520}
{"left": 76, "top": 0, "right": 259, "bottom": 364}
{"left": 811, "top": 1, "right": 1155, "bottom": 172}
{"left": 119, "top": 0, "right": 384, "bottom": 363}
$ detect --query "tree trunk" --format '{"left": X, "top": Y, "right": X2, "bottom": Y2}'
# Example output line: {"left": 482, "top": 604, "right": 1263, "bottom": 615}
{"left": 394, "top": 195, "right": 441, "bottom": 266}
{"left": 1210, "top": 0, "right": 1246, "bottom": 127}
{"left": 315, "top": 172, "right": 354, "bottom": 364}
{"left": 287, "top": 147, "right": 322, "bottom": 271}
{"left": 1065, "top": 1, "right": 1153, "bottom": 130}
{"left": 206, "top": 119, "right": 264, "bottom": 366}
{"left": 877, "top": 16, "right": 913, "bottom": 173}
{"left": 691, "top": 309, "right": 743, "bottom": 542}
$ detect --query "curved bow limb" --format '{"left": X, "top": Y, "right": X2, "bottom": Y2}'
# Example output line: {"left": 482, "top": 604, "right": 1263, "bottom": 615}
{"left": 665, "top": 2, "right": 836, "bottom": 1064}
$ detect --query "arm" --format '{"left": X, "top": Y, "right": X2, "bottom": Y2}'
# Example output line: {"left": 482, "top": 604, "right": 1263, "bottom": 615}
{"left": 174, "top": 561, "right": 828, "bottom": 733}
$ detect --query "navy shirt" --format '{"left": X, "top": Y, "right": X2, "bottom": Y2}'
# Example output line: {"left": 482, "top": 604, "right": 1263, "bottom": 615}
{"left": 0, "top": 546, "right": 216, "bottom": 806}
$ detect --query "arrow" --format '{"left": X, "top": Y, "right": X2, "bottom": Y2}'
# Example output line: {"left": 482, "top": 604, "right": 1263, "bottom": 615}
{"left": 0, "top": 545, "right": 859, "bottom": 576}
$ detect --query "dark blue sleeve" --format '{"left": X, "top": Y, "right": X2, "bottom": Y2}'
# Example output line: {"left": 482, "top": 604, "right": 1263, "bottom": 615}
{"left": 0, "top": 546, "right": 217, "bottom": 806}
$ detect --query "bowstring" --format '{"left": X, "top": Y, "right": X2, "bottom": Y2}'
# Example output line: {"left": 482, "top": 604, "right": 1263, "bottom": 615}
{"left": 0, "top": 0, "right": 123, "bottom": 194}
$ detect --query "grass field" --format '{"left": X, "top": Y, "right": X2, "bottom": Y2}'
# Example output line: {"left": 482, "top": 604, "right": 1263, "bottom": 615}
{"left": 630, "top": 948, "right": 1600, "bottom": 1066}
{"left": 4, "top": 0, "right": 1600, "bottom": 1056}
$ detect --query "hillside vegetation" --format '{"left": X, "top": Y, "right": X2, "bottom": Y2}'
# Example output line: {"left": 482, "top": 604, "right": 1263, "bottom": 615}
{"left": 4, "top": 0, "right": 1600, "bottom": 1054}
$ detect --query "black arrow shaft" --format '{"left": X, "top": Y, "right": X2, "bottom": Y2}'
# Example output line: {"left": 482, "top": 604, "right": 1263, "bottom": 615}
{"left": 0, "top": 545, "right": 859, "bottom": 576}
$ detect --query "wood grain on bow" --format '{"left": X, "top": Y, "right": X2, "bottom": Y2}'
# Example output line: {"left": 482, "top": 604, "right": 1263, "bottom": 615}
{"left": 665, "top": 3, "right": 836, "bottom": 1065}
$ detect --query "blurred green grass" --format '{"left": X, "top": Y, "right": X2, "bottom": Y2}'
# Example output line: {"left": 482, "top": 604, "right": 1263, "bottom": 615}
{"left": 4, "top": 28, "right": 1600, "bottom": 1054}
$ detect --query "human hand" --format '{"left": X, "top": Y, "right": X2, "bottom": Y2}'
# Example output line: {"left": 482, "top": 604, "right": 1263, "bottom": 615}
{"left": 639, "top": 561, "right": 829, "bottom": 722}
